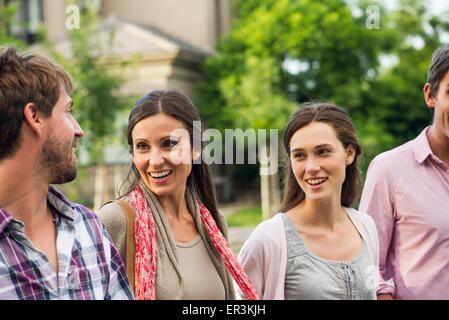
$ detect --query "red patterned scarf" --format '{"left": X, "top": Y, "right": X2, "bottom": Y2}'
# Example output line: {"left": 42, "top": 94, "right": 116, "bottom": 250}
{"left": 128, "top": 185, "right": 259, "bottom": 300}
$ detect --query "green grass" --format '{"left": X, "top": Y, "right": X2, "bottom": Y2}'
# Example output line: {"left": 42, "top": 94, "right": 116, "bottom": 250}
{"left": 226, "top": 205, "right": 262, "bottom": 227}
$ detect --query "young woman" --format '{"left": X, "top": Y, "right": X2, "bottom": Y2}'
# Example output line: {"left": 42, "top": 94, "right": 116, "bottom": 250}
{"left": 238, "top": 103, "right": 379, "bottom": 300}
{"left": 98, "top": 89, "right": 258, "bottom": 300}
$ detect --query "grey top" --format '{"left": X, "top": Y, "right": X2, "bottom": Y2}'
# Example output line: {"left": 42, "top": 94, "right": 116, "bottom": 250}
{"left": 282, "top": 213, "right": 376, "bottom": 300}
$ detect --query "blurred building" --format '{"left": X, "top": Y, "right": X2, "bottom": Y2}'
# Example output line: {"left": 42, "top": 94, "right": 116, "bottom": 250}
{"left": 6, "top": 0, "right": 233, "bottom": 96}
{"left": 2, "top": 0, "right": 238, "bottom": 206}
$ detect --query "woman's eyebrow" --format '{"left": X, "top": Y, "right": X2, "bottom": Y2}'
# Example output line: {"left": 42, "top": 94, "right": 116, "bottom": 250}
{"left": 291, "top": 143, "right": 332, "bottom": 153}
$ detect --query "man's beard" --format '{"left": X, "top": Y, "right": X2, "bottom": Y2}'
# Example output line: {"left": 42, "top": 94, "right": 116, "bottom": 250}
{"left": 40, "top": 136, "right": 78, "bottom": 184}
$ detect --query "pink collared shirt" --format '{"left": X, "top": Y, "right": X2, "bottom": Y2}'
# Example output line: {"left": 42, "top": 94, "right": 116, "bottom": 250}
{"left": 360, "top": 126, "right": 449, "bottom": 299}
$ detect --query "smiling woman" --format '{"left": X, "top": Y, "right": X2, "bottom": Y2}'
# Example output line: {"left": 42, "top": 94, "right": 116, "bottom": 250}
{"left": 281, "top": 103, "right": 362, "bottom": 211}
{"left": 97, "top": 89, "right": 259, "bottom": 301}
{"left": 238, "top": 103, "right": 380, "bottom": 300}
{"left": 131, "top": 113, "right": 195, "bottom": 201}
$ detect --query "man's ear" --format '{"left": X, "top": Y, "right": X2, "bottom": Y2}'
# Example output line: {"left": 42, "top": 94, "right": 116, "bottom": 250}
{"left": 424, "top": 83, "right": 436, "bottom": 109}
{"left": 23, "top": 103, "right": 45, "bottom": 137}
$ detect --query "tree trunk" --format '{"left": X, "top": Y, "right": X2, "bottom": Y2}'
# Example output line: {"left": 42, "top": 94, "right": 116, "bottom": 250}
{"left": 259, "top": 143, "right": 280, "bottom": 220}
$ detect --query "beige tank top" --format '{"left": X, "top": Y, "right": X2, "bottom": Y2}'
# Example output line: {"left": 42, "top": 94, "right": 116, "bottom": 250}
{"left": 175, "top": 234, "right": 226, "bottom": 300}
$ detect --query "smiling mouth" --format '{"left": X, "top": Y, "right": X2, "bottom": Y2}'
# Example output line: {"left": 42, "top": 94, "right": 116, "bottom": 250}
{"left": 149, "top": 170, "right": 173, "bottom": 179}
{"left": 305, "top": 177, "right": 327, "bottom": 185}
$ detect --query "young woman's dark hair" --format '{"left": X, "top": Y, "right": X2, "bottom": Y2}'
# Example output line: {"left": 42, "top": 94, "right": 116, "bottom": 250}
{"left": 280, "top": 102, "right": 362, "bottom": 213}
{"left": 120, "top": 88, "right": 222, "bottom": 231}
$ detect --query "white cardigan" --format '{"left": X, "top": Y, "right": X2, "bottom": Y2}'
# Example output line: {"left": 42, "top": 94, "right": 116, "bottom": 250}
{"left": 238, "top": 208, "right": 380, "bottom": 300}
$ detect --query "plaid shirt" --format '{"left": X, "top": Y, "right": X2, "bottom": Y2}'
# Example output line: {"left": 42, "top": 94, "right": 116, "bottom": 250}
{"left": 0, "top": 186, "right": 134, "bottom": 300}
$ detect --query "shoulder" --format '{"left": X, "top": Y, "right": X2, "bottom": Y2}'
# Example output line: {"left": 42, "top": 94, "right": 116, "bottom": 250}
{"left": 257, "top": 213, "right": 284, "bottom": 230}
{"left": 97, "top": 201, "right": 127, "bottom": 224}
{"left": 346, "top": 207, "right": 379, "bottom": 265}
{"left": 364, "top": 142, "right": 415, "bottom": 189}
{"left": 245, "top": 213, "right": 285, "bottom": 247}
{"left": 346, "top": 208, "right": 378, "bottom": 239}
{"left": 369, "top": 140, "right": 415, "bottom": 171}
{"left": 239, "top": 213, "right": 287, "bottom": 299}
{"left": 347, "top": 207, "right": 375, "bottom": 226}
{"left": 72, "top": 203, "right": 104, "bottom": 228}
{"left": 96, "top": 199, "right": 130, "bottom": 237}
{"left": 69, "top": 203, "right": 112, "bottom": 246}
{"left": 95, "top": 199, "right": 132, "bottom": 259}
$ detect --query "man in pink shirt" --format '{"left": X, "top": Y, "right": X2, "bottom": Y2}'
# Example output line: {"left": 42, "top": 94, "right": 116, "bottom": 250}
{"left": 359, "top": 45, "right": 449, "bottom": 300}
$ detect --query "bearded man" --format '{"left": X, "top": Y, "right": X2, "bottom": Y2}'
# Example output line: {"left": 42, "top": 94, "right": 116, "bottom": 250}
{"left": 0, "top": 46, "right": 134, "bottom": 300}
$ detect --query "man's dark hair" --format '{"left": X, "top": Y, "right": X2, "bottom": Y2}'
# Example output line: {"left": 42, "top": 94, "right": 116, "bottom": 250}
{"left": 426, "top": 45, "right": 449, "bottom": 103}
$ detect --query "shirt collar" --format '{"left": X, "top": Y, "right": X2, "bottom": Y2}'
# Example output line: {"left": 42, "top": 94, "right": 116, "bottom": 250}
{"left": 47, "top": 185, "right": 80, "bottom": 222}
{"left": 0, "top": 207, "right": 15, "bottom": 235}
{"left": 412, "top": 126, "right": 434, "bottom": 164}
{"left": 0, "top": 186, "right": 79, "bottom": 235}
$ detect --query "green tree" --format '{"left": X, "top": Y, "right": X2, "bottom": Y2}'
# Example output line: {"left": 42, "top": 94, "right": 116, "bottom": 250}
{"left": 0, "top": 1, "right": 27, "bottom": 48}
{"left": 42, "top": 1, "right": 137, "bottom": 208}
{"left": 195, "top": 0, "right": 390, "bottom": 193}
{"left": 53, "top": 4, "right": 130, "bottom": 163}
{"left": 194, "top": 0, "right": 449, "bottom": 209}
{"left": 358, "top": 0, "right": 449, "bottom": 160}
{"left": 196, "top": 0, "right": 392, "bottom": 132}
{"left": 1, "top": 1, "right": 137, "bottom": 208}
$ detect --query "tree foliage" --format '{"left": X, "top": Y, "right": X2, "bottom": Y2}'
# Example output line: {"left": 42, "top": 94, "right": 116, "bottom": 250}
{"left": 38, "top": 1, "right": 138, "bottom": 206}
{"left": 194, "top": 0, "right": 449, "bottom": 178}
{"left": 0, "top": 1, "right": 27, "bottom": 48}
{"left": 42, "top": 1, "right": 134, "bottom": 165}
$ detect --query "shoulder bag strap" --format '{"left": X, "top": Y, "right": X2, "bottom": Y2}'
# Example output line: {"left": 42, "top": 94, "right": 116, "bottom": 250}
{"left": 116, "top": 199, "right": 136, "bottom": 294}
